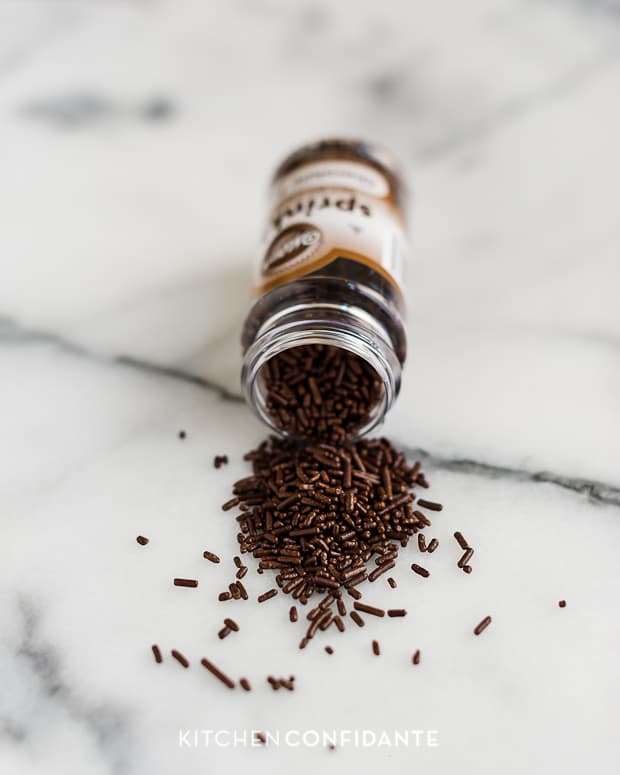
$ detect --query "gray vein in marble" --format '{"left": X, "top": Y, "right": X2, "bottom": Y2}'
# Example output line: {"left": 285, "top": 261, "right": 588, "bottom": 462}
{"left": 0, "top": 9, "right": 84, "bottom": 84}
{"left": 0, "top": 315, "right": 242, "bottom": 403}
{"left": 0, "top": 716, "right": 27, "bottom": 743}
{"left": 20, "top": 94, "right": 175, "bottom": 128}
{"left": 414, "top": 44, "right": 619, "bottom": 162}
{"left": 399, "top": 445, "right": 620, "bottom": 508}
{"left": 2, "top": 315, "right": 618, "bottom": 506}
{"left": 116, "top": 355, "right": 244, "bottom": 403}
{"left": 12, "top": 598, "right": 132, "bottom": 774}
{"left": 549, "top": 0, "right": 620, "bottom": 20}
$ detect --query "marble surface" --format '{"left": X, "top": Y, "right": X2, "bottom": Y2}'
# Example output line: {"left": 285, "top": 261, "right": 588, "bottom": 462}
{"left": 2, "top": 1, "right": 620, "bottom": 773}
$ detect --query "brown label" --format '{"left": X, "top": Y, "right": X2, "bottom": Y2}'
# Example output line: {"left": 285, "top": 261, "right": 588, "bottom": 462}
{"left": 262, "top": 223, "right": 322, "bottom": 277}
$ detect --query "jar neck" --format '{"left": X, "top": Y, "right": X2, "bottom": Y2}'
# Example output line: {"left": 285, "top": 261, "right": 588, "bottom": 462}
{"left": 241, "top": 305, "right": 401, "bottom": 440}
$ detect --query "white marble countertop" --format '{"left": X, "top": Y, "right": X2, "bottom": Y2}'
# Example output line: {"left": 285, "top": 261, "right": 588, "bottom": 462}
{"left": 2, "top": 2, "right": 619, "bottom": 774}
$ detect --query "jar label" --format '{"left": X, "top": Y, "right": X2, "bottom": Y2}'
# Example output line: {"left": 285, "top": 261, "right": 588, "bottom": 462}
{"left": 272, "top": 160, "right": 390, "bottom": 200}
{"left": 256, "top": 159, "right": 407, "bottom": 295}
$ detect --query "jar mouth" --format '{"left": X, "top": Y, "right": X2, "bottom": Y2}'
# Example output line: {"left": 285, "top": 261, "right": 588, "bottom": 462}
{"left": 241, "top": 317, "right": 401, "bottom": 441}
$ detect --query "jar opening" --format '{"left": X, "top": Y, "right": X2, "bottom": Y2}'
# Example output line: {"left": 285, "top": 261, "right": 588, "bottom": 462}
{"left": 241, "top": 319, "right": 400, "bottom": 442}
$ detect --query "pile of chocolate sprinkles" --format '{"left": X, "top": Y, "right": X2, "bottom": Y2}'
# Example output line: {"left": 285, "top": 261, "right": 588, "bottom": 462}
{"left": 262, "top": 344, "right": 384, "bottom": 443}
{"left": 223, "top": 433, "right": 442, "bottom": 647}
{"left": 142, "top": 343, "right": 520, "bottom": 697}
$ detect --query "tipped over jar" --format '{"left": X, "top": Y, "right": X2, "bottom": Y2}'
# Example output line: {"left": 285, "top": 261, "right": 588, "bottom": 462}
{"left": 241, "top": 138, "right": 410, "bottom": 443}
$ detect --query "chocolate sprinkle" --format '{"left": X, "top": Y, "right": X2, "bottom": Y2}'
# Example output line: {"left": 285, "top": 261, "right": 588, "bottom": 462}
{"left": 171, "top": 649, "right": 189, "bottom": 668}
{"left": 201, "top": 657, "right": 235, "bottom": 688}
{"left": 174, "top": 578, "right": 198, "bottom": 588}
{"left": 257, "top": 589, "right": 278, "bottom": 603}
{"left": 474, "top": 616, "right": 492, "bottom": 636}
{"left": 353, "top": 602, "right": 385, "bottom": 618}
{"left": 416, "top": 499, "right": 442, "bottom": 512}
{"left": 454, "top": 531, "right": 469, "bottom": 550}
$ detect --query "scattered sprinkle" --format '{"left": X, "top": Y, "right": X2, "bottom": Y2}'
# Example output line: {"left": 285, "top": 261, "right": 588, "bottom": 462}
{"left": 257, "top": 589, "right": 278, "bottom": 603}
{"left": 474, "top": 616, "right": 492, "bottom": 636}
{"left": 353, "top": 602, "right": 385, "bottom": 618}
{"left": 350, "top": 611, "right": 365, "bottom": 628}
{"left": 201, "top": 657, "right": 235, "bottom": 688}
{"left": 171, "top": 649, "right": 189, "bottom": 668}
{"left": 416, "top": 499, "right": 443, "bottom": 511}
{"left": 454, "top": 531, "right": 469, "bottom": 550}
{"left": 174, "top": 578, "right": 198, "bottom": 588}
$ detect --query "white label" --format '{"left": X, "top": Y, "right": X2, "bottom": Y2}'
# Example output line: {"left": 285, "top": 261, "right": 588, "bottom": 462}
{"left": 272, "top": 160, "right": 390, "bottom": 202}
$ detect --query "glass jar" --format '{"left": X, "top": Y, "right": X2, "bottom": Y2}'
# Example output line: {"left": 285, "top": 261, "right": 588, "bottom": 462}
{"left": 241, "top": 137, "right": 410, "bottom": 439}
